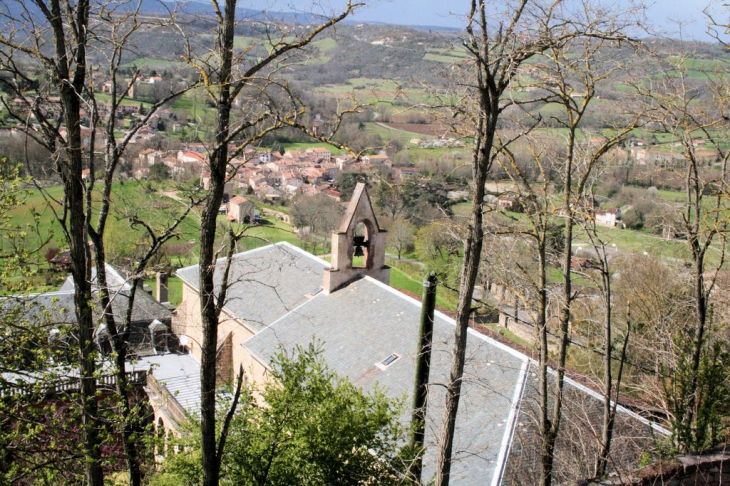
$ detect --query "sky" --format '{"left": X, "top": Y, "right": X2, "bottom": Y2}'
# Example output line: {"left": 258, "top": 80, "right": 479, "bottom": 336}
{"left": 300, "top": 0, "right": 729, "bottom": 42}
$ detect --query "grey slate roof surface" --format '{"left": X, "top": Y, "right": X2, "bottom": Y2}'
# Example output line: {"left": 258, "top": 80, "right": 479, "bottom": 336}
{"left": 4, "top": 269, "right": 173, "bottom": 358}
{"left": 173, "top": 242, "right": 665, "bottom": 484}
{"left": 244, "top": 275, "right": 528, "bottom": 485}
{"left": 128, "top": 354, "right": 201, "bottom": 415}
{"left": 48, "top": 264, "right": 171, "bottom": 326}
{"left": 59, "top": 263, "right": 132, "bottom": 293}
{"left": 15, "top": 288, "right": 171, "bottom": 327}
{"left": 176, "top": 243, "right": 327, "bottom": 331}
{"left": 503, "top": 369, "right": 668, "bottom": 485}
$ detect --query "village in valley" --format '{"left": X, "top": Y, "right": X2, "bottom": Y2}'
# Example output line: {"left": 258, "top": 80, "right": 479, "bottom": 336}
{"left": 2, "top": 1, "right": 730, "bottom": 485}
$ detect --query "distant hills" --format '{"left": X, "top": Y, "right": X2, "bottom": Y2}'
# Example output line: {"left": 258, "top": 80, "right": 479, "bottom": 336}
{"left": 134, "top": 0, "right": 460, "bottom": 31}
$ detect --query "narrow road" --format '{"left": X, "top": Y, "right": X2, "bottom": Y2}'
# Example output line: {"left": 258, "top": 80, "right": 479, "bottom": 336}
{"left": 385, "top": 253, "right": 425, "bottom": 267}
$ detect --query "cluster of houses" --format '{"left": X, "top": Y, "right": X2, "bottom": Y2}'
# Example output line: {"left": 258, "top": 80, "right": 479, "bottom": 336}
{"left": 133, "top": 144, "right": 410, "bottom": 205}
{"left": 496, "top": 192, "right": 623, "bottom": 228}
{"left": 629, "top": 138, "right": 717, "bottom": 166}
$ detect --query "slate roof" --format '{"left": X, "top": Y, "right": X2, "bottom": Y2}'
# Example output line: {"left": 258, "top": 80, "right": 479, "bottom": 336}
{"left": 127, "top": 354, "right": 201, "bottom": 415}
{"left": 503, "top": 372, "right": 669, "bottom": 485}
{"left": 21, "top": 287, "right": 171, "bottom": 326}
{"left": 6, "top": 265, "right": 172, "bottom": 358}
{"left": 175, "top": 243, "right": 326, "bottom": 332}
{"left": 175, "top": 242, "right": 666, "bottom": 484}
{"left": 244, "top": 275, "right": 527, "bottom": 484}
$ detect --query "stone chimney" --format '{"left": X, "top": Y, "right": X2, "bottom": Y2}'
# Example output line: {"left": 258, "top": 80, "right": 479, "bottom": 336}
{"left": 156, "top": 272, "right": 169, "bottom": 303}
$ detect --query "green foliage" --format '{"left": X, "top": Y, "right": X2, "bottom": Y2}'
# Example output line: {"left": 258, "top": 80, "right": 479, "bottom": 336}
{"left": 149, "top": 162, "right": 170, "bottom": 182}
{"left": 545, "top": 222, "right": 565, "bottom": 258}
{"left": 621, "top": 207, "right": 645, "bottom": 230}
{"left": 0, "top": 159, "right": 50, "bottom": 292}
{"left": 414, "top": 222, "right": 461, "bottom": 289}
{"left": 663, "top": 336, "right": 730, "bottom": 453}
{"left": 0, "top": 297, "right": 153, "bottom": 483}
{"left": 334, "top": 172, "right": 370, "bottom": 200}
{"left": 153, "top": 342, "right": 407, "bottom": 485}
{"left": 376, "top": 181, "right": 407, "bottom": 218}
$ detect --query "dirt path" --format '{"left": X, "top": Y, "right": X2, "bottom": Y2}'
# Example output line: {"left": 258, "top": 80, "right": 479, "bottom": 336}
{"left": 261, "top": 208, "right": 290, "bottom": 224}
{"left": 161, "top": 191, "right": 184, "bottom": 202}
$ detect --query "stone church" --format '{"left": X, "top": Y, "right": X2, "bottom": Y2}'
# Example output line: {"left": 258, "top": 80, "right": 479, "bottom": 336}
{"left": 142, "top": 183, "right": 665, "bottom": 484}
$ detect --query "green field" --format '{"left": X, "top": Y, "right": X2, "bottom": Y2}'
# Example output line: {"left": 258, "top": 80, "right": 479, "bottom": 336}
{"left": 314, "top": 37, "right": 337, "bottom": 52}
{"left": 145, "top": 275, "right": 184, "bottom": 306}
{"left": 365, "top": 122, "right": 426, "bottom": 145}
{"left": 123, "top": 57, "right": 182, "bottom": 70}
{"left": 424, "top": 53, "right": 461, "bottom": 64}
{"left": 277, "top": 142, "right": 348, "bottom": 155}
{"left": 7, "top": 181, "right": 200, "bottom": 261}
{"left": 388, "top": 265, "right": 456, "bottom": 312}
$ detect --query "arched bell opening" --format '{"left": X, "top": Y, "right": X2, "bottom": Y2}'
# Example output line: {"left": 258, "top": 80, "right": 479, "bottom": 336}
{"left": 351, "top": 220, "right": 374, "bottom": 269}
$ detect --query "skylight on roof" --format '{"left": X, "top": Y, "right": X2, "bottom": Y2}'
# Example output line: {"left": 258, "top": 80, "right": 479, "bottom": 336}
{"left": 375, "top": 353, "right": 400, "bottom": 370}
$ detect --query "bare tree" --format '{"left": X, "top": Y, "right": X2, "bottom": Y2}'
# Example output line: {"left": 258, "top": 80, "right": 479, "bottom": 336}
{"left": 290, "top": 192, "right": 344, "bottom": 254}
{"left": 0, "top": 2, "right": 198, "bottom": 483}
{"left": 578, "top": 217, "right": 632, "bottom": 478}
{"left": 184, "top": 3, "right": 362, "bottom": 484}
{"left": 0, "top": 1, "right": 105, "bottom": 481}
{"left": 527, "top": 33, "right": 640, "bottom": 483}
{"left": 432, "top": 1, "right": 636, "bottom": 483}
{"left": 386, "top": 216, "right": 415, "bottom": 260}
{"left": 639, "top": 46, "right": 730, "bottom": 452}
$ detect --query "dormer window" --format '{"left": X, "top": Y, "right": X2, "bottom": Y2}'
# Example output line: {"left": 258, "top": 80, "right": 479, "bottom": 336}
{"left": 149, "top": 319, "right": 169, "bottom": 354}
{"left": 95, "top": 323, "right": 112, "bottom": 355}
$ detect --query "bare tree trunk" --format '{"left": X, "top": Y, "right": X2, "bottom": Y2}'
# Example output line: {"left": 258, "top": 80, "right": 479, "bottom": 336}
{"left": 199, "top": 1, "right": 236, "bottom": 482}
{"left": 188, "top": 4, "right": 359, "bottom": 482}
{"left": 536, "top": 239, "right": 553, "bottom": 486}
{"left": 43, "top": 0, "right": 103, "bottom": 482}
{"left": 434, "top": 36, "right": 497, "bottom": 480}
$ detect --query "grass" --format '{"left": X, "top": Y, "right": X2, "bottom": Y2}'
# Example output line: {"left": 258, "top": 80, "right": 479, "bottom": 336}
{"left": 408, "top": 146, "right": 471, "bottom": 161}
{"left": 278, "top": 142, "right": 348, "bottom": 155}
{"left": 388, "top": 266, "right": 456, "bottom": 312}
{"left": 450, "top": 202, "right": 473, "bottom": 217}
{"left": 365, "top": 122, "right": 425, "bottom": 145}
{"left": 423, "top": 53, "right": 461, "bottom": 64}
{"left": 122, "top": 58, "right": 182, "bottom": 69}
{"left": 6, "top": 180, "right": 200, "bottom": 262}
{"left": 232, "top": 218, "right": 303, "bottom": 252}
{"left": 574, "top": 225, "right": 691, "bottom": 261}
{"left": 655, "top": 189, "right": 685, "bottom": 204}
{"left": 425, "top": 47, "right": 468, "bottom": 58}
{"left": 314, "top": 37, "right": 337, "bottom": 52}
{"left": 92, "top": 93, "right": 153, "bottom": 108}
{"left": 666, "top": 56, "right": 730, "bottom": 71}
{"left": 481, "top": 323, "right": 533, "bottom": 349}
{"left": 145, "top": 275, "right": 183, "bottom": 306}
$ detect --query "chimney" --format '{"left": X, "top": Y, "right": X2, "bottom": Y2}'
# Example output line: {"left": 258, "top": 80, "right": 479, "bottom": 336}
{"left": 156, "top": 272, "right": 169, "bottom": 303}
